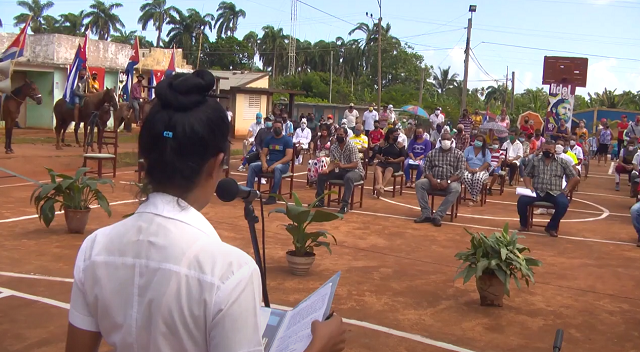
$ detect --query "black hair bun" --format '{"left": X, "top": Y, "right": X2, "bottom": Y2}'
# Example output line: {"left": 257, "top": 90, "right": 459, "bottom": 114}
{"left": 155, "top": 69, "right": 217, "bottom": 110}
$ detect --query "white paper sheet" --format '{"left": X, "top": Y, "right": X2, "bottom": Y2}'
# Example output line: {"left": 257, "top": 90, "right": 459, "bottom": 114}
{"left": 515, "top": 187, "right": 537, "bottom": 198}
{"left": 269, "top": 283, "right": 333, "bottom": 352}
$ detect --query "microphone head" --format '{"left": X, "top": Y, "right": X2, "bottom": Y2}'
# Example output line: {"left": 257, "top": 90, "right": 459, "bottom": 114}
{"left": 216, "top": 177, "right": 240, "bottom": 202}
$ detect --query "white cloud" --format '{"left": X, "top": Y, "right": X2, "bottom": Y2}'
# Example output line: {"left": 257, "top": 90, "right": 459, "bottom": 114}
{"left": 585, "top": 58, "right": 620, "bottom": 93}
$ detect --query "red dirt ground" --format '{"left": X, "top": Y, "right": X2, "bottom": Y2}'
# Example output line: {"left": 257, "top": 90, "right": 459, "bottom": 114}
{"left": 1, "top": 139, "right": 639, "bottom": 352}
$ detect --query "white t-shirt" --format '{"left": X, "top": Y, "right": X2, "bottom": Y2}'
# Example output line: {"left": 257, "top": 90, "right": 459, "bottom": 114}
{"left": 501, "top": 140, "right": 524, "bottom": 165}
{"left": 557, "top": 153, "right": 575, "bottom": 188}
{"left": 247, "top": 122, "right": 263, "bottom": 142}
{"left": 343, "top": 109, "right": 359, "bottom": 128}
{"left": 227, "top": 111, "right": 233, "bottom": 122}
{"left": 362, "top": 110, "right": 378, "bottom": 131}
{"left": 69, "top": 193, "right": 263, "bottom": 352}
{"left": 429, "top": 113, "right": 444, "bottom": 127}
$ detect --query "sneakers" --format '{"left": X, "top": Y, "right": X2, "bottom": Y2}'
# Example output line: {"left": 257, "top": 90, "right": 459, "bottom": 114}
{"left": 237, "top": 165, "right": 246, "bottom": 172}
{"left": 338, "top": 205, "right": 348, "bottom": 214}
{"left": 615, "top": 183, "right": 620, "bottom": 191}
{"left": 414, "top": 214, "right": 433, "bottom": 223}
{"left": 432, "top": 217, "right": 442, "bottom": 227}
{"left": 263, "top": 196, "right": 276, "bottom": 205}
{"left": 261, "top": 178, "right": 266, "bottom": 185}
{"left": 534, "top": 208, "right": 548, "bottom": 215}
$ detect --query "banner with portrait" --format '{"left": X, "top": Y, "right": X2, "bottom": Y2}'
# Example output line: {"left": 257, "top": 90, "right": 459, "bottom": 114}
{"left": 545, "top": 82, "right": 576, "bottom": 136}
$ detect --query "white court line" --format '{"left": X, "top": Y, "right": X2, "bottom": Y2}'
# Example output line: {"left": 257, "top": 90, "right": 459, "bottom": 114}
{"left": 0, "top": 271, "right": 74, "bottom": 282}
{"left": 0, "top": 199, "right": 138, "bottom": 223}
{"left": 0, "top": 273, "right": 476, "bottom": 352}
{"left": 0, "top": 171, "right": 136, "bottom": 188}
{"left": 0, "top": 292, "right": 12, "bottom": 299}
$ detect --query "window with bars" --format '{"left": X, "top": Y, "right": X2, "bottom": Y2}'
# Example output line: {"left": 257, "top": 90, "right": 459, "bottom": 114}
{"left": 243, "top": 94, "right": 261, "bottom": 120}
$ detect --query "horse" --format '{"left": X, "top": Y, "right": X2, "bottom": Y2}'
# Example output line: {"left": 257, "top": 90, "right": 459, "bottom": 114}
{"left": 53, "top": 87, "right": 118, "bottom": 150}
{"left": 1, "top": 80, "right": 43, "bottom": 154}
{"left": 114, "top": 98, "right": 156, "bottom": 130}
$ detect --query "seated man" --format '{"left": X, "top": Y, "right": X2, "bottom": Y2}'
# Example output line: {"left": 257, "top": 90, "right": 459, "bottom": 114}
{"left": 367, "top": 120, "right": 385, "bottom": 165}
{"left": 615, "top": 137, "right": 638, "bottom": 191}
{"left": 632, "top": 146, "right": 640, "bottom": 198}
{"left": 315, "top": 127, "right": 365, "bottom": 214}
{"left": 293, "top": 118, "right": 312, "bottom": 165}
{"left": 340, "top": 120, "right": 354, "bottom": 138}
{"left": 414, "top": 132, "right": 464, "bottom": 227}
{"left": 247, "top": 120, "right": 293, "bottom": 205}
{"left": 242, "top": 112, "right": 264, "bottom": 159}
{"left": 487, "top": 137, "right": 505, "bottom": 196}
{"left": 517, "top": 140, "right": 580, "bottom": 237}
{"left": 238, "top": 114, "right": 267, "bottom": 172}
{"left": 348, "top": 123, "right": 368, "bottom": 159}
{"left": 501, "top": 130, "right": 524, "bottom": 186}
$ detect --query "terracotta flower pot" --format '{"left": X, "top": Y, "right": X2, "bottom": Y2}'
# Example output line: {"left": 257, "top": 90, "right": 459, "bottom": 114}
{"left": 286, "top": 251, "right": 316, "bottom": 276}
{"left": 476, "top": 273, "right": 505, "bottom": 307}
{"left": 64, "top": 208, "right": 91, "bottom": 234}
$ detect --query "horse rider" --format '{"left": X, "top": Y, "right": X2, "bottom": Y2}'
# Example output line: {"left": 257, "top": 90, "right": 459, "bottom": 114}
{"left": 129, "top": 73, "right": 145, "bottom": 125}
{"left": 89, "top": 71, "right": 100, "bottom": 93}
{"left": 73, "top": 68, "right": 89, "bottom": 126}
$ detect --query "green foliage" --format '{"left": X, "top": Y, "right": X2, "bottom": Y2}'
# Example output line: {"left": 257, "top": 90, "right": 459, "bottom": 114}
{"left": 200, "top": 36, "right": 252, "bottom": 71}
{"left": 453, "top": 223, "right": 542, "bottom": 297}
{"left": 29, "top": 167, "right": 114, "bottom": 228}
{"left": 269, "top": 191, "right": 341, "bottom": 257}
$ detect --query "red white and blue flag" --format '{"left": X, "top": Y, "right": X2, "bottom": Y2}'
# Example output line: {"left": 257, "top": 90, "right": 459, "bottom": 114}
{"left": 165, "top": 46, "right": 176, "bottom": 78}
{"left": 148, "top": 69, "right": 165, "bottom": 99}
{"left": 121, "top": 37, "right": 140, "bottom": 103}
{"left": 62, "top": 31, "right": 89, "bottom": 103}
{"left": 1, "top": 16, "right": 32, "bottom": 62}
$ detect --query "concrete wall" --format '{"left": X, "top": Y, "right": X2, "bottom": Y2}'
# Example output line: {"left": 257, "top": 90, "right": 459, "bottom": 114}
{"left": 246, "top": 76, "right": 269, "bottom": 89}
{"left": 574, "top": 108, "right": 640, "bottom": 134}
{"left": 25, "top": 71, "right": 54, "bottom": 128}
{"left": 233, "top": 92, "right": 268, "bottom": 137}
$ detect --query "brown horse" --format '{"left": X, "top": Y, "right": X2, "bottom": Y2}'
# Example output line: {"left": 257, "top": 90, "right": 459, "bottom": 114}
{"left": 114, "top": 98, "right": 156, "bottom": 130}
{"left": 53, "top": 87, "right": 118, "bottom": 150}
{"left": 1, "top": 80, "right": 43, "bottom": 154}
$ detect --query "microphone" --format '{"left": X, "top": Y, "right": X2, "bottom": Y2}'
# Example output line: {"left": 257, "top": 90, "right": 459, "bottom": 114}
{"left": 553, "top": 329, "right": 564, "bottom": 352}
{"left": 216, "top": 177, "right": 261, "bottom": 203}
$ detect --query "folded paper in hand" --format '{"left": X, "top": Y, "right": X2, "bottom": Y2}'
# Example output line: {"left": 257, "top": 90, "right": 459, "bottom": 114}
{"left": 407, "top": 159, "right": 419, "bottom": 165}
{"left": 515, "top": 187, "right": 537, "bottom": 198}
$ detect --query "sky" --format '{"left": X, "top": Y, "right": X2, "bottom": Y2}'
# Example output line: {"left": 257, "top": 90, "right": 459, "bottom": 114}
{"left": 1, "top": 0, "right": 639, "bottom": 96}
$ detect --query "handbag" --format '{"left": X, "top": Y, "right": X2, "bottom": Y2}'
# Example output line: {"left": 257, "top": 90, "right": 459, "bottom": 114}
{"left": 245, "top": 151, "right": 260, "bottom": 165}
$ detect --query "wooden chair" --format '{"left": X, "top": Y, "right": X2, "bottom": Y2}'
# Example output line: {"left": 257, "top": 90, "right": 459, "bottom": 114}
{"left": 371, "top": 168, "right": 405, "bottom": 197}
{"left": 526, "top": 190, "right": 574, "bottom": 231}
{"left": 83, "top": 129, "right": 118, "bottom": 178}
{"left": 257, "top": 160, "right": 295, "bottom": 199}
{"left": 360, "top": 149, "right": 369, "bottom": 180}
{"left": 429, "top": 189, "right": 460, "bottom": 222}
{"left": 327, "top": 179, "right": 364, "bottom": 210}
{"left": 460, "top": 181, "right": 489, "bottom": 206}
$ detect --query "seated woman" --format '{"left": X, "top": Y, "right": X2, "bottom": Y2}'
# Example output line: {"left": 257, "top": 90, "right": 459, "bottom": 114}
{"left": 373, "top": 128, "right": 406, "bottom": 197}
{"left": 462, "top": 134, "right": 492, "bottom": 205}
{"left": 487, "top": 137, "right": 505, "bottom": 196}
{"left": 404, "top": 127, "right": 431, "bottom": 188}
{"left": 293, "top": 118, "right": 312, "bottom": 165}
{"left": 615, "top": 137, "right": 638, "bottom": 191}
{"left": 307, "top": 124, "right": 332, "bottom": 184}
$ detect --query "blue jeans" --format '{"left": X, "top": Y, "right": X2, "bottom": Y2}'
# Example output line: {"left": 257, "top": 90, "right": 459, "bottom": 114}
{"left": 631, "top": 202, "right": 640, "bottom": 241}
{"left": 241, "top": 145, "right": 257, "bottom": 167}
{"left": 246, "top": 161, "right": 290, "bottom": 195}
{"left": 403, "top": 160, "right": 423, "bottom": 182}
{"left": 517, "top": 192, "right": 570, "bottom": 231}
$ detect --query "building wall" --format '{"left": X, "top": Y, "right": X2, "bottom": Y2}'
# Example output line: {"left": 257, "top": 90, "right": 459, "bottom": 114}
{"left": 245, "top": 76, "right": 269, "bottom": 89}
{"left": 573, "top": 108, "right": 640, "bottom": 134}
{"left": 233, "top": 92, "right": 268, "bottom": 137}
{"left": 9, "top": 71, "right": 28, "bottom": 127}
{"left": 25, "top": 71, "right": 54, "bottom": 128}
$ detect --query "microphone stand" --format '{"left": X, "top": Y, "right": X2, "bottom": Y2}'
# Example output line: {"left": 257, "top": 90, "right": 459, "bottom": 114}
{"left": 243, "top": 199, "right": 270, "bottom": 307}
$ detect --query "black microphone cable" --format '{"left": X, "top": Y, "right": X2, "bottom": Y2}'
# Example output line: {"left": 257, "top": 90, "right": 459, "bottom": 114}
{"left": 259, "top": 194, "right": 268, "bottom": 306}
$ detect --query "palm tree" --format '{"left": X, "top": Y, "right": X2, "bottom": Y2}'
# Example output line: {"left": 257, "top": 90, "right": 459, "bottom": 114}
{"left": 83, "top": 0, "right": 125, "bottom": 40}
{"left": 259, "top": 25, "right": 287, "bottom": 78}
{"left": 138, "top": 0, "right": 174, "bottom": 47}
{"left": 165, "top": 8, "right": 197, "bottom": 61}
{"left": 431, "top": 66, "right": 459, "bottom": 94}
{"left": 13, "top": 0, "right": 56, "bottom": 34}
{"left": 56, "top": 11, "right": 86, "bottom": 36}
{"left": 214, "top": 1, "right": 246, "bottom": 38}
{"left": 242, "top": 31, "right": 259, "bottom": 68}
{"left": 484, "top": 84, "right": 508, "bottom": 107}
{"left": 110, "top": 29, "right": 138, "bottom": 44}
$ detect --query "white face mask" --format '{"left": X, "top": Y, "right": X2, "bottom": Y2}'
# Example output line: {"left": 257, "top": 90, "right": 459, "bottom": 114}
{"left": 435, "top": 111, "right": 441, "bottom": 116}
{"left": 555, "top": 145, "right": 564, "bottom": 154}
{"left": 300, "top": 123, "right": 306, "bottom": 129}
{"left": 629, "top": 146, "right": 636, "bottom": 151}
{"left": 441, "top": 140, "right": 452, "bottom": 150}
{"left": 327, "top": 120, "right": 333, "bottom": 124}
{"left": 570, "top": 141, "right": 576, "bottom": 146}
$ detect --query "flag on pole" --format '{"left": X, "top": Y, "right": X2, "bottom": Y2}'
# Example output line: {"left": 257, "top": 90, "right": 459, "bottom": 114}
{"left": 80, "top": 29, "right": 89, "bottom": 68}
{"left": 1, "top": 16, "right": 32, "bottom": 62}
{"left": 165, "top": 46, "right": 176, "bottom": 78}
{"left": 148, "top": 69, "right": 165, "bottom": 99}
{"left": 121, "top": 37, "right": 140, "bottom": 103}
{"left": 62, "top": 44, "right": 87, "bottom": 103}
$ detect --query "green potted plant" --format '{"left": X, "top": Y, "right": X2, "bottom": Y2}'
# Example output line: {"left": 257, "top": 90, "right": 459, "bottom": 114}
{"left": 269, "top": 192, "right": 341, "bottom": 276}
{"left": 454, "top": 223, "right": 542, "bottom": 307}
{"left": 30, "top": 167, "right": 114, "bottom": 234}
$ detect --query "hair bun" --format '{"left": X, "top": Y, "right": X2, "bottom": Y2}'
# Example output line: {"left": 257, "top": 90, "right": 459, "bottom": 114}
{"left": 155, "top": 69, "right": 217, "bottom": 110}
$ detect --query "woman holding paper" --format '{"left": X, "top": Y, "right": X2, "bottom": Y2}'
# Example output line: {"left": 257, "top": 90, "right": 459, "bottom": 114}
{"left": 64, "top": 70, "right": 347, "bottom": 352}
{"left": 404, "top": 127, "right": 431, "bottom": 188}
{"left": 462, "top": 134, "right": 492, "bottom": 205}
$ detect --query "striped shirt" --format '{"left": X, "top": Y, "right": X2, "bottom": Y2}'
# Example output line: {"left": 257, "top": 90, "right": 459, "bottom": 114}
{"left": 330, "top": 140, "right": 365, "bottom": 177}
{"left": 423, "top": 147, "right": 465, "bottom": 181}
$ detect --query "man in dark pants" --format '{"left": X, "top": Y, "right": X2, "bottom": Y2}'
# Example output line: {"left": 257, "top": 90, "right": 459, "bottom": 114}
{"left": 517, "top": 140, "right": 580, "bottom": 237}
{"left": 314, "top": 127, "right": 365, "bottom": 214}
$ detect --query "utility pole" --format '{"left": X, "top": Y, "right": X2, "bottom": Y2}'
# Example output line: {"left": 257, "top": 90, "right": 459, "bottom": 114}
{"left": 461, "top": 5, "right": 476, "bottom": 116}
{"left": 196, "top": 28, "right": 204, "bottom": 69}
{"left": 377, "top": 15, "right": 382, "bottom": 113}
{"left": 329, "top": 50, "right": 333, "bottom": 103}
{"left": 511, "top": 71, "right": 515, "bottom": 112}
{"left": 505, "top": 65, "right": 509, "bottom": 109}
{"left": 418, "top": 66, "right": 425, "bottom": 106}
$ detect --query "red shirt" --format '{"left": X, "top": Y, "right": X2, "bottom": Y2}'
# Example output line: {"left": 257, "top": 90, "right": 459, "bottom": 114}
{"left": 369, "top": 129, "right": 384, "bottom": 145}
{"left": 618, "top": 121, "right": 629, "bottom": 140}
{"left": 520, "top": 125, "right": 533, "bottom": 135}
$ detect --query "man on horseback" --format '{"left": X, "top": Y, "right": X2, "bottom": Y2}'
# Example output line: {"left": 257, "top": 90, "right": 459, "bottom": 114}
{"left": 89, "top": 71, "right": 100, "bottom": 93}
{"left": 130, "top": 73, "right": 145, "bottom": 125}
{"left": 73, "top": 68, "right": 88, "bottom": 126}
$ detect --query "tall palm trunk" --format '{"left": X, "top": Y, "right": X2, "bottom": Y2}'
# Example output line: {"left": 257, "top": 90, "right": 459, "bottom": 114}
{"left": 156, "top": 24, "right": 163, "bottom": 47}
{"left": 272, "top": 47, "right": 277, "bottom": 79}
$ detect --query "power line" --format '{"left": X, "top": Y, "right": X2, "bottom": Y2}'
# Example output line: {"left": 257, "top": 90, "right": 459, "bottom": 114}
{"left": 478, "top": 41, "right": 640, "bottom": 63}
{"left": 436, "top": 31, "right": 466, "bottom": 67}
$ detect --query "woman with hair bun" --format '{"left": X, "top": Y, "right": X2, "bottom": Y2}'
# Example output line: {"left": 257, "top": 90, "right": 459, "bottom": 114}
{"left": 65, "top": 70, "right": 346, "bottom": 352}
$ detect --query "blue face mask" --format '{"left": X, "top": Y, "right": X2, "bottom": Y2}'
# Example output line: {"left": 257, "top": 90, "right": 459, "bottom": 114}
{"left": 518, "top": 137, "right": 525, "bottom": 142}
{"left": 474, "top": 141, "right": 483, "bottom": 148}
{"left": 265, "top": 122, "right": 273, "bottom": 128}
{"left": 257, "top": 119, "right": 262, "bottom": 124}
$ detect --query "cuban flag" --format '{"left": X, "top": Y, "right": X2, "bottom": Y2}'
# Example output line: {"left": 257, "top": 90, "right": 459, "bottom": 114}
{"left": 148, "top": 69, "right": 165, "bottom": 99}
{"left": 1, "top": 16, "right": 32, "bottom": 62}
{"left": 62, "top": 44, "right": 87, "bottom": 103}
{"left": 165, "top": 46, "right": 176, "bottom": 78}
{"left": 121, "top": 37, "right": 140, "bottom": 103}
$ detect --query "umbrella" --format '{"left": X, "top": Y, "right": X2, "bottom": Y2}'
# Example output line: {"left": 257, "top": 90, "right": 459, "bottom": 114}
{"left": 518, "top": 111, "right": 543, "bottom": 131}
{"left": 401, "top": 105, "right": 429, "bottom": 118}
{"left": 479, "top": 121, "right": 508, "bottom": 133}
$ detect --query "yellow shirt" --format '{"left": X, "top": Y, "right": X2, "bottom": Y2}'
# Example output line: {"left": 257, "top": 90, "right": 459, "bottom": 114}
{"left": 89, "top": 79, "right": 100, "bottom": 92}
{"left": 349, "top": 134, "right": 368, "bottom": 149}
{"left": 575, "top": 127, "right": 588, "bottom": 140}
{"left": 565, "top": 150, "right": 578, "bottom": 164}
{"left": 471, "top": 114, "right": 483, "bottom": 127}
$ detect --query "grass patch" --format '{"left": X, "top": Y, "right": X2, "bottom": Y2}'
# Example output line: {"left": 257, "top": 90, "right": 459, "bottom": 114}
{"left": 2, "top": 133, "right": 139, "bottom": 145}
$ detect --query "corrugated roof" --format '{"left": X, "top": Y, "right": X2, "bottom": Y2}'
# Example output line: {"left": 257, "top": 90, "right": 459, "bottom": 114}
{"left": 209, "top": 70, "right": 269, "bottom": 90}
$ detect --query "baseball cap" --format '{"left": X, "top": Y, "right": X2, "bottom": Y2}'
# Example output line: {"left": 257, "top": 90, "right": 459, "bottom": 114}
{"left": 349, "top": 103, "right": 354, "bottom": 107}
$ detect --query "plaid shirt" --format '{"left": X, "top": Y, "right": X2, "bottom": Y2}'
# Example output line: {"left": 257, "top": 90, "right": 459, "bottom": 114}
{"left": 524, "top": 155, "right": 577, "bottom": 196}
{"left": 330, "top": 140, "right": 365, "bottom": 177}
{"left": 423, "top": 147, "right": 465, "bottom": 181}
{"left": 455, "top": 133, "right": 470, "bottom": 151}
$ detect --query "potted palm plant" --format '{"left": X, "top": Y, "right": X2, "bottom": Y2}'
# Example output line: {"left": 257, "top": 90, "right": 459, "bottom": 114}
{"left": 30, "top": 167, "right": 114, "bottom": 234}
{"left": 269, "top": 192, "right": 341, "bottom": 276}
{"left": 454, "top": 223, "right": 542, "bottom": 307}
